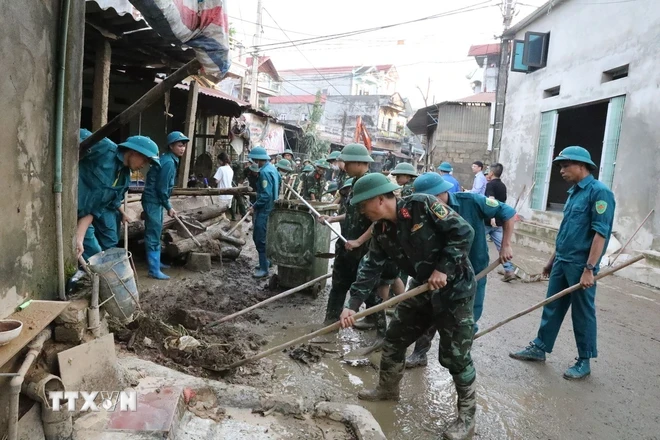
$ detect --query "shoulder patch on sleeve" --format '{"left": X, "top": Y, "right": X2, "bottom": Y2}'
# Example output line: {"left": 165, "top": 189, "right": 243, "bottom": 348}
{"left": 485, "top": 198, "right": 499, "bottom": 207}
{"left": 262, "top": 179, "right": 268, "bottom": 189}
{"left": 431, "top": 201, "right": 448, "bottom": 220}
{"left": 595, "top": 200, "right": 607, "bottom": 214}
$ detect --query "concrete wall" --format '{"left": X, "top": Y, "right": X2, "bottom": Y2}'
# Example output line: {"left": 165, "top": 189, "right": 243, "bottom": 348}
{"left": 499, "top": 0, "right": 660, "bottom": 250}
{"left": 0, "top": 0, "right": 85, "bottom": 316}
{"left": 432, "top": 103, "right": 491, "bottom": 187}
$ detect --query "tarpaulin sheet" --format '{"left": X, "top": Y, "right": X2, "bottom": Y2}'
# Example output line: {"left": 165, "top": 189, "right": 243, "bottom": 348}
{"left": 129, "top": 0, "right": 231, "bottom": 77}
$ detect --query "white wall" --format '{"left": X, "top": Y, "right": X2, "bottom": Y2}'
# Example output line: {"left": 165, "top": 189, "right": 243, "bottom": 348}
{"left": 500, "top": 0, "right": 660, "bottom": 250}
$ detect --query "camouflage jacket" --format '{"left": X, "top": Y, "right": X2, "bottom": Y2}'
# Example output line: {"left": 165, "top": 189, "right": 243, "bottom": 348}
{"left": 335, "top": 169, "right": 347, "bottom": 190}
{"left": 401, "top": 181, "right": 415, "bottom": 197}
{"left": 306, "top": 172, "right": 326, "bottom": 199}
{"left": 338, "top": 172, "right": 372, "bottom": 261}
{"left": 347, "top": 193, "right": 475, "bottom": 311}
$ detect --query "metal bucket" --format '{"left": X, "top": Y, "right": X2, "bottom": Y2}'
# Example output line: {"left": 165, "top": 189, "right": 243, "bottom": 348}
{"left": 87, "top": 248, "right": 139, "bottom": 323}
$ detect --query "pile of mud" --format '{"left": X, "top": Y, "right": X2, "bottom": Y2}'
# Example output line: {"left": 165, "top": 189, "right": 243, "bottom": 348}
{"left": 110, "top": 254, "right": 277, "bottom": 385}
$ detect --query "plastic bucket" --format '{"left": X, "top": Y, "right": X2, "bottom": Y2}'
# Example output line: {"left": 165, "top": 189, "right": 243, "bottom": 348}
{"left": 87, "top": 248, "right": 138, "bottom": 322}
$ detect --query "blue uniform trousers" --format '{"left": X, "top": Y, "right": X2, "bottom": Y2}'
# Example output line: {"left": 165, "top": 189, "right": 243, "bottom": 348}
{"left": 142, "top": 201, "right": 164, "bottom": 252}
{"left": 533, "top": 260, "right": 598, "bottom": 358}
{"left": 83, "top": 209, "right": 120, "bottom": 260}
{"left": 252, "top": 209, "right": 270, "bottom": 253}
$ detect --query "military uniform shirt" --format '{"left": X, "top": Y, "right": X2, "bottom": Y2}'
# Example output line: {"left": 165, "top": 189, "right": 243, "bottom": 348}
{"left": 339, "top": 173, "right": 372, "bottom": 261}
{"left": 142, "top": 151, "right": 179, "bottom": 211}
{"left": 78, "top": 138, "right": 130, "bottom": 219}
{"left": 447, "top": 192, "right": 515, "bottom": 273}
{"left": 347, "top": 194, "right": 475, "bottom": 311}
{"left": 307, "top": 172, "right": 326, "bottom": 199}
{"left": 253, "top": 163, "right": 280, "bottom": 211}
{"left": 555, "top": 174, "right": 615, "bottom": 266}
{"left": 401, "top": 181, "right": 415, "bottom": 197}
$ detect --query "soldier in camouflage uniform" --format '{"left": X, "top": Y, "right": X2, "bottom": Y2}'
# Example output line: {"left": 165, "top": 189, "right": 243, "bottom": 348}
{"left": 230, "top": 159, "right": 250, "bottom": 220}
{"left": 318, "top": 144, "right": 383, "bottom": 326}
{"left": 406, "top": 173, "right": 515, "bottom": 369}
{"left": 390, "top": 162, "right": 418, "bottom": 197}
{"left": 339, "top": 173, "right": 478, "bottom": 440}
{"left": 275, "top": 159, "right": 294, "bottom": 198}
{"left": 306, "top": 160, "right": 330, "bottom": 201}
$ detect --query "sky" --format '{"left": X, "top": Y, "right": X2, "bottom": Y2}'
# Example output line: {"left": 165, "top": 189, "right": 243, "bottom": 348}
{"left": 226, "top": 0, "right": 548, "bottom": 108}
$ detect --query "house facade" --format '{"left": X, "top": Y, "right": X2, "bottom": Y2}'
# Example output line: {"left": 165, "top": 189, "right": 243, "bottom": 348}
{"left": 499, "top": 0, "right": 660, "bottom": 252}
{"left": 279, "top": 65, "right": 398, "bottom": 97}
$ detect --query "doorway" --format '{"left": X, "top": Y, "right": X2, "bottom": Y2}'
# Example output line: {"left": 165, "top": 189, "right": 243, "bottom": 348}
{"left": 546, "top": 102, "right": 609, "bottom": 209}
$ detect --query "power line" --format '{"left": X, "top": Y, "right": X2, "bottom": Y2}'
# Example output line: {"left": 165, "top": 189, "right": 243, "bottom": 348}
{"left": 248, "top": 1, "right": 499, "bottom": 52}
{"left": 263, "top": 7, "right": 350, "bottom": 100}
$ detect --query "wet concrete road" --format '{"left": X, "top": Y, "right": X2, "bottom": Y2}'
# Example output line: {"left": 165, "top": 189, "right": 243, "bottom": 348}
{"left": 250, "top": 242, "right": 660, "bottom": 440}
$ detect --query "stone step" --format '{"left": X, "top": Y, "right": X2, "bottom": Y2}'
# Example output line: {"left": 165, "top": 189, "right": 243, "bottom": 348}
{"left": 512, "top": 221, "right": 557, "bottom": 255}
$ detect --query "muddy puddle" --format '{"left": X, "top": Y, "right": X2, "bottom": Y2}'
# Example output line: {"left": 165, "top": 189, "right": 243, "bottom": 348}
{"left": 117, "top": 235, "right": 651, "bottom": 440}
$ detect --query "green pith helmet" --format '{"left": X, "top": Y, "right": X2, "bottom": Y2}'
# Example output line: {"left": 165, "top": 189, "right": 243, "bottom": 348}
{"left": 340, "top": 177, "right": 354, "bottom": 191}
{"left": 119, "top": 136, "right": 160, "bottom": 164}
{"left": 339, "top": 143, "right": 374, "bottom": 163}
{"left": 350, "top": 173, "right": 401, "bottom": 205}
{"left": 302, "top": 164, "right": 314, "bottom": 172}
{"left": 327, "top": 151, "right": 341, "bottom": 161}
{"left": 390, "top": 162, "right": 418, "bottom": 177}
{"left": 275, "top": 158, "right": 293, "bottom": 172}
{"left": 249, "top": 163, "right": 260, "bottom": 172}
{"left": 248, "top": 146, "right": 270, "bottom": 161}
{"left": 324, "top": 182, "right": 339, "bottom": 194}
{"left": 413, "top": 172, "right": 454, "bottom": 195}
{"left": 553, "top": 146, "right": 597, "bottom": 168}
{"left": 303, "top": 159, "right": 312, "bottom": 164}
{"left": 438, "top": 161, "right": 453, "bottom": 172}
{"left": 283, "top": 149, "right": 294, "bottom": 156}
{"left": 315, "top": 160, "right": 331, "bottom": 170}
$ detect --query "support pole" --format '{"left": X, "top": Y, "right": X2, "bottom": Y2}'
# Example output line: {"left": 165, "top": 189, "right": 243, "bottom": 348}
{"left": 178, "top": 80, "right": 200, "bottom": 188}
{"left": 92, "top": 39, "right": 111, "bottom": 131}
{"left": 80, "top": 59, "right": 201, "bottom": 155}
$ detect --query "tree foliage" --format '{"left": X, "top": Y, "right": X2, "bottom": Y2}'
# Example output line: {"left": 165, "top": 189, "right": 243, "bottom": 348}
{"left": 300, "top": 91, "right": 329, "bottom": 159}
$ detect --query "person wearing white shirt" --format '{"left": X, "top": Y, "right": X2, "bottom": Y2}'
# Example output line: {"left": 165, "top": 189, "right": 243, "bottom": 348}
{"left": 213, "top": 151, "right": 234, "bottom": 206}
{"left": 467, "top": 160, "right": 487, "bottom": 195}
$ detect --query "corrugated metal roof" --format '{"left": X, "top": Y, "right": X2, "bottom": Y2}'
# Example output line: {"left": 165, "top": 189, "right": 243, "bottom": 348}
{"left": 451, "top": 92, "right": 496, "bottom": 103}
{"left": 467, "top": 44, "right": 500, "bottom": 57}
{"left": 269, "top": 95, "right": 326, "bottom": 104}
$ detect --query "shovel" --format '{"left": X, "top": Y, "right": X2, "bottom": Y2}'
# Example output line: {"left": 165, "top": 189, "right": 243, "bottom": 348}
{"left": 341, "top": 259, "right": 501, "bottom": 363}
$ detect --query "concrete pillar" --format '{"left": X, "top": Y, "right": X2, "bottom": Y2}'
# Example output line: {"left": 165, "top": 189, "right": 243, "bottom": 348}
{"left": 92, "top": 39, "right": 111, "bottom": 131}
{"left": 178, "top": 80, "right": 199, "bottom": 188}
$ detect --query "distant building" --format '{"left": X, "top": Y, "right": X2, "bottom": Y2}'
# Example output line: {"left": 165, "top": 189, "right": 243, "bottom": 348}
{"left": 466, "top": 43, "right": 500, "bottom": 94}
{"left": 407, "top": 93, "right": 495, "bottom": 186}
{"left": 279, "top": 65, "right": 399, "bottom": 97}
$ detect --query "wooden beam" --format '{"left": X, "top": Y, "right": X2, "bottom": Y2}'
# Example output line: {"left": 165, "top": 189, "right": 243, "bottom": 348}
{"left": 178, "top": 80, "right": 200, "bottom": 188}
{"left": 80, "top": 58, "right": 201, "bottom": 155}
{"left": 92, "top": 39, "right": 111, "bottom": 131}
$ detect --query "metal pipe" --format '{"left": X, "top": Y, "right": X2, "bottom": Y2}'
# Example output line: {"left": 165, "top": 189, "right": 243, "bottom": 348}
{"left": 88, "top": 273, "right": 101, "bottom": 338}
{"left": 54, "top": 0, "right": 72, "bottom": 301}
{"left": 282, "top": 182, "right": 347, "bottom": 243}
{"left": 7, "top": 328, "right": 52, "bottom": 440}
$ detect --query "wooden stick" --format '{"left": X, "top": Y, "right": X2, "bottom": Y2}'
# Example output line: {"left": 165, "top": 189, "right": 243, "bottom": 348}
{"left": 207, "top": 273, "right": 332, "bottom": 327}
{"left": 79, "top": 59, "right": 201, "bottom": 155}
{"left": 474, "top": 254, "right": 645, "bottom": 340}
{"left": 608, "top": 209, "right": 654, "bottom": 267}
{"left": 174, "top": 215, "right": 203, "bottom": 248}
{"left": 282, "top": 182, "right": 347, "bottom": 243}
{"left": 220, "top": 260, "right": 501, "bottom": 370}
{"left": 124, "top": 198, "right": 129, "bottom": 252}
{"left": 513, "top": 184, "right": 526, "bottom": 211}
{"left": 128, "top": 187, "right": 252, "bottom": 196}
{"left": 226, "top": 211, "right": 251, "bottom": 236}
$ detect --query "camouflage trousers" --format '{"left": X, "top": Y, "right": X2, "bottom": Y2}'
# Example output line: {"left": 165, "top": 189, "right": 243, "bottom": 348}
{"left": 379, "top": 282, "right": 476, "bottom": 388}
{"left": 230, "top": 194, "right": 248, "bottom": 220}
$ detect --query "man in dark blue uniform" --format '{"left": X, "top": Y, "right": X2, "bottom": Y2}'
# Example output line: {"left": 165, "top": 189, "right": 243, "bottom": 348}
{"left": 141, "top": 131, "right": 189, "bottom": 280}
{"left": 248, "top": 146, "right": 280, "bottom": 278}
{"left": 510, "top": 146, "right": 615, "bottom": 380}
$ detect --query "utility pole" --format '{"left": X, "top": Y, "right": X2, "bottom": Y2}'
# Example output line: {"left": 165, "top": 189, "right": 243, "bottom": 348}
{"left": 249, "top": 0, "right": 263, "bottom": 109}
{"left": 492, "top": 0, "right": 515, "bottom": 163}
